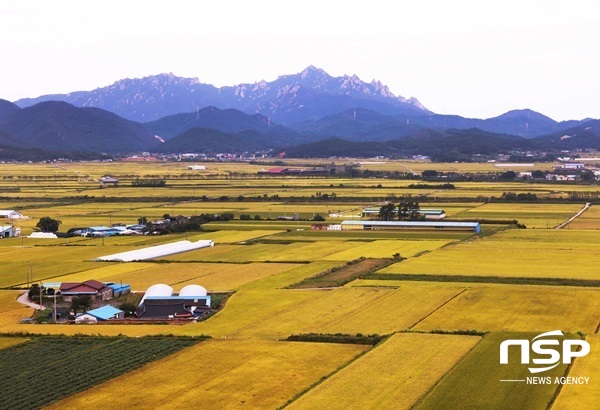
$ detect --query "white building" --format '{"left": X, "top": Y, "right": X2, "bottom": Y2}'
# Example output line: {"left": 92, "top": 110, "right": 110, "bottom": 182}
{"left": 0, "top": 210, "right": 26, "bottom": 220}
{"left": 0, "top": 225, "right": 15, "bottom": 238}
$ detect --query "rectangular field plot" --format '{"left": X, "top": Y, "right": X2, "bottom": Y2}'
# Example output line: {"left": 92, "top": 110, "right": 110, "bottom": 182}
{"left": 163, "top": 241, "right": 358, "bottom": 263}
{"left": 553, "top": 334, "right": 600, "bottom": 409}
{"left": 48, "top": 339, "right": 368, "bottom": 410}
{"left": 178, "top": 282, "right": 465, "bottom": 339}
{"left": 415, "top": 333, "right": 570, "bottom": 410}
{"left": 0, "top": 246, "right": 120, "bottom": 287}
{"left": 87, "top": 262, "right": 300, "bottom": 291}
{"left": 0, "top": 337, "right": 199, "bottom": 410}
{"left": 319, "top": 285, "right": 464, "bottom": 334}
{"left": 289, "top": 333, "right": 480, "bottom": 410}
{"left": 412, "top": 284, "right": 600, "bottom": 333}
{"left": 378, "top": 230, "right": 600, "bottom": 280}
{"left": 322, "top": 239, "right": 453, "bottom": 260}
{"left": 452, "top": 203, "right": 583, "bottom": 228}
{"left": 566, "top": 204, "right": 600, "bottom": 230}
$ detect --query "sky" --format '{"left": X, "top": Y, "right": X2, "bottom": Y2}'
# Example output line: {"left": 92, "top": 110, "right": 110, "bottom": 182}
{"left": 0, "top": 0, "right": 599, "bottom": 121}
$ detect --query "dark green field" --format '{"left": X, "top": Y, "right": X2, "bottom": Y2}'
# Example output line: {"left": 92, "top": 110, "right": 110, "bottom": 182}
{"left": 0, "top": 336, "right": 201, "bottom": 409}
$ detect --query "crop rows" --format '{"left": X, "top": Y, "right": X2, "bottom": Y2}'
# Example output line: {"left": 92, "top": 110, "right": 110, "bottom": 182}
{"left": 0, "top": 336, "right": 198, "bottom": 409}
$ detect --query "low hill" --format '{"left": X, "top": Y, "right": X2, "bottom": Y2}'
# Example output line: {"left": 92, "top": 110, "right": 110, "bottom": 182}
{"left": 282, "top": 128, "right": 531, "bottom": 161}
{"left": 532, "top": 120, "right": 600, "bottom": 149}
{"left": 0, "top": 101, "right": 158, "bottom": 152}
{"left": 153, "top": 127, "right": 286, "bottom": 154}
{"left": 0, "top": 99, "right": 20, "bottom": 118}
{"left": 291, "top": 108, "right": 587, "bottom": 140}
{"left": 144, "top": 106, "right": 297, "bottom": 140}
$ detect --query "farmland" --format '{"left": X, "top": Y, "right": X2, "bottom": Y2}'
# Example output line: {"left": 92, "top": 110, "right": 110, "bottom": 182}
{"left": 0, "top": 336, "right": 200, "bottom": 409}
{"left": 415, "top": 333, "right": 572, "bottom": 409}
{"left": 48, "top": 339, "right": 369, "bottom": 409}
{"left": 0, "top": 160, "right": 599, "bottom": 408}
{"left": 288, "top": 333, "right": 481, "bottom": 409}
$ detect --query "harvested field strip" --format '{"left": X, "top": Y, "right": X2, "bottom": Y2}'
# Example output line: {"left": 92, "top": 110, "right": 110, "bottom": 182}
{"left": 288, "top": 258, "right": 396, "bottom": 289}
{"left": 287, "top": 333, "right": 480, "bottom": 410}
{"left": 48, "top": 339, "right": 368, "bottom": 410}
{"left": 413, "top": 285, "right": 600, "bottom": 333}
{"left": 552, "top": 334, "right": 600, "bottom": 409}
{"left": 0, "top": 337, "right": 29, "bottom": 350}
{"left": 368, "top": 273, "right": 600, "bottom": 288}
{"left": 0, "top": 337, "right": 200, "bottom": 409}
{"left": 415, "top": 333, "right": 570, "bottom": 409}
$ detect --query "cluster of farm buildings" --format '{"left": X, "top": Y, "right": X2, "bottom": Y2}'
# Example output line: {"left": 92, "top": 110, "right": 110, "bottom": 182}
{"left": 41, "top": 280, "right": 211, "bottom": 323}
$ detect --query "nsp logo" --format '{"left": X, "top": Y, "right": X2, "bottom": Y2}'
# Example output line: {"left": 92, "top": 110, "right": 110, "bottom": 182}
{"left": 500, "top": 330, "right": 590, "bottom": 373}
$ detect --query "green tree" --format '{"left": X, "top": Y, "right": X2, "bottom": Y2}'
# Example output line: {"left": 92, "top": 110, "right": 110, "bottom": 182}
{"left": 378, "top": 203, "right": 396, "bottom": 221}
{"left": 499, "top": 170, "right": 517, "bottom": 180}
{"left": 71, "top": 295, "right": 92, "bottom": 314}
{"left": 118, "top": 302, "right": 137, "bottom": 317}
{"left": 398, "top": 201, "right": 420, "bottom": 220}
{"left": 36, "top": 216, "right": 61, "bottom": 232}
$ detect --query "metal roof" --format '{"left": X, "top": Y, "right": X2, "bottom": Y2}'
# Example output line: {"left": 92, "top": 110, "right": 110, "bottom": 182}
{"left": 341, "top": 220, "right": 480, "bottom": 228}
{"left": 85, "top": 305, "right": 123, "bottom": 320}
{"left": 94, "top": 239, "right": 214, "bottom": 262}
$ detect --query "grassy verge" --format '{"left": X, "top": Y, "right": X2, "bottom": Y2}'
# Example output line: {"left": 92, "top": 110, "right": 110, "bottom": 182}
{"left": 286, "top": 258, "right": 398, "bottom": 289}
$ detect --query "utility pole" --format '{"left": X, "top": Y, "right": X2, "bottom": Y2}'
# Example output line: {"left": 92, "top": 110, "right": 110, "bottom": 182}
{"left": 53, "top": 292, "right": 57, "bottom": 322}
{"left": 39, "top": 282, "right": 43, "bottom": 309}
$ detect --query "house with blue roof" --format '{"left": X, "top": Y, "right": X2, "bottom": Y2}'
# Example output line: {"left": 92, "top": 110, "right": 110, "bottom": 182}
{"left": 74, "top": 305, "right": 124, "bottom": 323}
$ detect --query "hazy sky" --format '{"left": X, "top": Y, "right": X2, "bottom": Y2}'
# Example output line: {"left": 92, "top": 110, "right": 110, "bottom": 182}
{"left": 1, "top": 0, "right": 598, "bottom": 121}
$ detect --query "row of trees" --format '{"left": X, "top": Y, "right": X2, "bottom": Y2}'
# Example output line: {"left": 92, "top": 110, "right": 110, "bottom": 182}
{"left": 377, "top": 201, "right": 422, "bottom": 221}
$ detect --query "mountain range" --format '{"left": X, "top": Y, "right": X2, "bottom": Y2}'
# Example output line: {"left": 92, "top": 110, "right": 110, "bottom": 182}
{"left": 1, "top": 67, "right": 598, "bottom": 159}
{"left": 15, "top": 66, "right": 427, "bottom": 124}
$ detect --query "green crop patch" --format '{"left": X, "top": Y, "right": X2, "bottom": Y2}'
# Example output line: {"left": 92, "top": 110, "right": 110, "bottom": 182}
{"left": 0, "top": 336, "right": 200, "bottom": 409}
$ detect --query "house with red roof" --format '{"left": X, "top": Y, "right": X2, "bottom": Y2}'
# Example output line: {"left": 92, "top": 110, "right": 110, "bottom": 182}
{"left": 59, "top": 280, "right": 114, "bottom": 302}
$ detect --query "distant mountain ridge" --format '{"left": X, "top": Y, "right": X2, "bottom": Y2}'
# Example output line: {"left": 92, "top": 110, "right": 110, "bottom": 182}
{"left": 0, "top": 101, "right": 157, "bottom": 152}
{"left": 295, "top": 108, "right": 585, "bottom": 140}
{"left": 144, "top": 105, "right": 297, "bottom": 141}
{"left": 15, "top": 67, "right": 428, "bottom": 123}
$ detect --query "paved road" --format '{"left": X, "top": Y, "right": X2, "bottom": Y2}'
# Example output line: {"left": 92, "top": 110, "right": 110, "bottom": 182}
{"left": 556, "top": 202, "right": 591, "bottom": 229}
{"left": 17, "top": 291, "right": 44, "bottom": 310}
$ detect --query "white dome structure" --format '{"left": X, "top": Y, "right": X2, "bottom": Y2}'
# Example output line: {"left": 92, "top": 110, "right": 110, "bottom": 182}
{"left": 179, "top": 284, "right": 207, "bottom": 297}
{"left": 139, "top": 284, "right": 173, "bottom": 306}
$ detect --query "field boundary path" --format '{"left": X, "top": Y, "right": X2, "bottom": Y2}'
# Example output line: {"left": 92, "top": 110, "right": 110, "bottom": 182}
{"left": 17, "top": 291, "right": 44, "bottom": 310}
{"left": 556, "top": 202, "right": 591, "bottom": 229}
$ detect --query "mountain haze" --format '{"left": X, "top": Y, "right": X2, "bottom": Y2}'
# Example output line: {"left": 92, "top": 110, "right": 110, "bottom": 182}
{"left": 0, "top": 101, "right": 158, "bottom": 152}
{"left": 15, "top": 67, "right": 427, "bottom": 124}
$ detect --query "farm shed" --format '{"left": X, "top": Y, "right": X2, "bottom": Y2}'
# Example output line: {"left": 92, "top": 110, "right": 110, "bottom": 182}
{"left": 361, "top": 207, "right": 446, "bottom": 220}
{"left": 0, "top": 225, "right": 15, "bottom": 238}
{"left": 99, "top": 176, "right": 119, "bottom": 185}
{"left": 94, "top": 239, "right": 214, "bottom": 262}
{"left": 341, "top": 220, "right": 481, "bottom": 233}
{"left": 137, "top": 284, "right": 211, "bottom": 319}
{"left": 0, "top": 210, "right": 26, "bottom": 220}
{"left": 75, "top": 305, "right": 124, "bottom": 323}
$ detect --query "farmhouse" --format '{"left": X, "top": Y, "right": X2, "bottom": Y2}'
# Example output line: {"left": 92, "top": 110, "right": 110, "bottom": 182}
{"left": 74, "top": 305, "right": 124, "bottom": 323}
{"left": 341, "top": 220, "right": 481, "bottom": 233}
{"left": 59, "top": 280, "right": 124, "bottom": 302}
{"left": 187, "top": 165, "right": 206, "bottom": 170}
{"left": 137, "top": 284, "right": 211, "bottom": 319}
{"left": 361, "top": 207, "right": 446, "bottom": 220}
